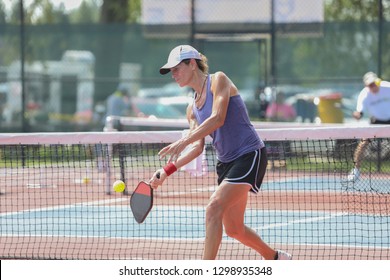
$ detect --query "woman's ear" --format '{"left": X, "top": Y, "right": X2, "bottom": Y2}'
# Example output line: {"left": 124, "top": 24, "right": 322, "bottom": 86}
{"left": 190, "top": 59, "right": 197, "bottom": 70}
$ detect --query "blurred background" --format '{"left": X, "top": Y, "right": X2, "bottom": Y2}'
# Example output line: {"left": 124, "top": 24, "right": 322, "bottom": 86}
{"left": 0, "top": 0, "right": 389, "bottom": 132}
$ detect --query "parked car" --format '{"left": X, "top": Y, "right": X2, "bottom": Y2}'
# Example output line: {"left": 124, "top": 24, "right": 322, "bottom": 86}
{"left": 130, "top": 97, "right": 186, "bottom": 119}
{"left": 158, "top": 95, "right": 193, "bottom": 113}
{"left": 138, "top": 82, "right": 191, "bottom": 98}
{"left": 104, "top": 97, "right": 187, "bottom": 131}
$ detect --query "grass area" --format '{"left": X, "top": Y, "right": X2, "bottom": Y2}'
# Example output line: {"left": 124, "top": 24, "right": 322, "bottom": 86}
{"left": 0, "top": 142, "right": 388, "bottom": 174}
{"left": 0, "top": 143, "right": 163, "bottom": 168}
{"left": 271, "top": 155, "right": 390, "bottom": 174}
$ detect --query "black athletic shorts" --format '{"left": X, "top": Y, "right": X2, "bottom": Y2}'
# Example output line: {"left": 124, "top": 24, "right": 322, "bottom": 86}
{"left": 216, "top": 147, "right": 267, "bottom": 194}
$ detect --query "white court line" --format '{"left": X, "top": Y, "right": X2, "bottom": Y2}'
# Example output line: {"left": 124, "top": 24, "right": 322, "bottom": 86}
{"left": 0, "top": 197, "right": 128, "bottom": 217}
{"left": 254, "top": 212, "right": 348, "bottom": 230}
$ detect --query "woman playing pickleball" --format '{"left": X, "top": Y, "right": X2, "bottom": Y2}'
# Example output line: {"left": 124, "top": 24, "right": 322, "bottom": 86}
{"left": 150, "top": 45, "right": 292, "bottom": 260}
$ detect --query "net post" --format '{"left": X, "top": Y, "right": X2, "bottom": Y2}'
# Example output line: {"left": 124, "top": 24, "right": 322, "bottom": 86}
{"left": 102, "top": 116, "right": 117, "bottom": 195}
{"left": 104, "top": 143, "right": 112, "bottom": 195}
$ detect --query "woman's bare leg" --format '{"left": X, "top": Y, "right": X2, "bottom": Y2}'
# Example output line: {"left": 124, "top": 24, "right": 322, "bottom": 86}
{"left": 202, "top": 182, "right": 276, "bottom": 260}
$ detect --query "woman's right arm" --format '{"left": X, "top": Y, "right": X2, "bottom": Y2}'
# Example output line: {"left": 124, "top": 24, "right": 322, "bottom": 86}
{"left": 173, "top": 103, "right": 205, "bottom": 169}
{"left": 150, "top": 103, "right": 205, "bottom": 188}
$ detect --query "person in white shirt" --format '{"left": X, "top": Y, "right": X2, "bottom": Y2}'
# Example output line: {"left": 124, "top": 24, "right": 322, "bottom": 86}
{"left": 347, "top": 72, "right": 390, "bottom": 182}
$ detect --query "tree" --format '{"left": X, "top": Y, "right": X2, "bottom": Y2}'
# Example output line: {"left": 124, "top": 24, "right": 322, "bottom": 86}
{"left": 69, "top": 0, "right": 100, "bottom": 23}
{"left": 30, "top": 0, "right": 69, "bottom": 24}
{"left": 324, "top": 0, "right": 390, "bottom": 78}
{"left": 9, "top": 0, "right": 69, "bottom": 24}
{"left": 100, "top": 0, "right": 129, "bottom": 23}
{"left": 0, "top": 2, "right": 6, "bottom": 24}
{"left": 128, "top": 0, "right": 141, "bottom": 23}
{"left": 325, "top": 0, "right": 390, "bottom": 21}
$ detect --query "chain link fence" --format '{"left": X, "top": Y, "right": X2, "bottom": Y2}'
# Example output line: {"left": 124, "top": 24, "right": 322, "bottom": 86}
{"left": 0, "top": 0, "right": 389, "bottom": 132}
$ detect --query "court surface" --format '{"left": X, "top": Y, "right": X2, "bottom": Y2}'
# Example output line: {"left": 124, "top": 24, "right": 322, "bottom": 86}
{"left": 1, "top": 175, "right": 389, "bottom": 259}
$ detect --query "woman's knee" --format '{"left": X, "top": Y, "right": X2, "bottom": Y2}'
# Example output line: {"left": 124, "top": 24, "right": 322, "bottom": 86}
{"left": 224, "top": 221, "right": 245, "bottom": 239}
{"left": 205, "top": 199, "right": 223, "bottom": 224}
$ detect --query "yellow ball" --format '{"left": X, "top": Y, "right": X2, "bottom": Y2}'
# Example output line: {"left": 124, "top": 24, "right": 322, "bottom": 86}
{"left": 82, "top": 177, "right": 90, "bottom": 184}
{"left": 113, "top": 180, "right": 126, "bottom": 193}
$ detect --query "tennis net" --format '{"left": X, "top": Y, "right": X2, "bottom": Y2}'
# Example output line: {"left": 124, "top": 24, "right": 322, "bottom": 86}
{"left": 0, "top": 125, "right": 389, "bottom": 260}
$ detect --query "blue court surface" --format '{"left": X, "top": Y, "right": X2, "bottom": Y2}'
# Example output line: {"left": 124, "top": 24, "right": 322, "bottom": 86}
{"left": 1, "top": 175, "right": 389, "bottom": 252}
{"left": 1, "top": 203, "right": 389, "bottom": 249}
{"left": 262, "top": 176, "right": 390, "bottom": 193}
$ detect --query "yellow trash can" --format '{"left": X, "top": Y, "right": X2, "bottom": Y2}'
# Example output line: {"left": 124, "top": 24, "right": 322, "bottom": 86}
{"left": 316, "top": 93, "right": 344, "bottom": 123}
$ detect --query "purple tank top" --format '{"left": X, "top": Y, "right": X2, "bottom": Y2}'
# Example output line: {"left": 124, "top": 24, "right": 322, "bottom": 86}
{"left": 192, "top": 74, "right": 264, "bottom": 162}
